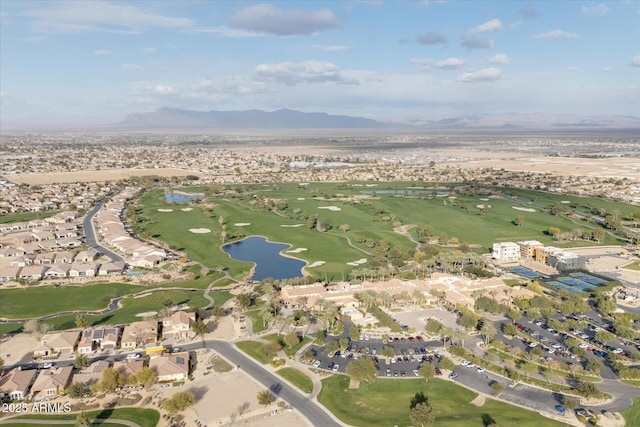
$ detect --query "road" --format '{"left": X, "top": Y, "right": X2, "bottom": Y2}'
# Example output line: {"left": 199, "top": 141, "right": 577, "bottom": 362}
{"left": 82, "top": 199, "right": 123, "bottom": 262}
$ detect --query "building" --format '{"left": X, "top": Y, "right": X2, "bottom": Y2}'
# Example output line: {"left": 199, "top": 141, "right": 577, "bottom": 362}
{"left": 121, "top": 320, "right": 158, "bottom": 349}
{"left": 33, "top": 331, "right": 80, "bottom": 358}
{"left": 30, "top": 366, "right": 74, "bottom": 399}
{"left": 0, "top": 368, "right": 38, "bottom": 400}
{"left": 492, "top": 242, "right": 521, "bottom": 262}
{"left": 161, "top": 311, "right": 195, "bottom": 340}
{"left": 517, "top": 240, "right": 543, "bottom": 260}
{"left": 149, "top": 353, "right": 189, "bottom": 382}
{"left": 72, "top": 361, "right": 110, "bottom": 389}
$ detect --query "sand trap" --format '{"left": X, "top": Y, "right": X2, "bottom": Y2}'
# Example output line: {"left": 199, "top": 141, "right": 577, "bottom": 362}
{"left": 234, "top": 223, "right": 251, "bottom": 226}
{"left": 297, "top": 198, "right": 305, "bottom": 200}
{"left": 347, "top": 262, "right": 358, "bottom": 266}
{"left": 561, "top": 200, "right": 571, "bottom": 204}
{"left": 512, "top": 206, "right": 536, "bottom": 212}
{"left": 476, "top": 204, "right": 492, "bottom": 209}
{"left": 365, "top": 184, "right": 378, "bottom": 187}
{"left": 318, "top": 206, "right": 341, "bottom": 211}
{"left": 135, "top": 311, "right": 157, "bottom": 317}
{"left": 157, "top": 208, "right": 173, "bottom": 212}
{"left": 299, "top": 183, "right": 309, "bottom": 186}
{"left": 347, "top": 258, "right": 367, "bottom": 266}
{"left": 307, "top": 261, "right": 326, "bottom": 268}
{"left": 287, "top": 248, "right": 308, "bottom": 253}
{"left": 181, "top": 207, "right": 193, "bottom": 211}
{"left": 480, "top": 198, "right": 489, "bottom": 201}
{"left": 189, "top": 228, "right": 211, "bottom": 233}
{"left": 281, "top": 224, "right": 304, "bottom": 228}
{"left": 353, "top": 184, "right": 363, "bottom": 187}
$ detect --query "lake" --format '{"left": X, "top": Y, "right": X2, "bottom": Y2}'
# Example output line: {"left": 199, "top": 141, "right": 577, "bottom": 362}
{"left": 165, "top": 193, "right": 203, "bottom": 203}
{"left": 222, "top": 236, "right": 305, "bottom": 281}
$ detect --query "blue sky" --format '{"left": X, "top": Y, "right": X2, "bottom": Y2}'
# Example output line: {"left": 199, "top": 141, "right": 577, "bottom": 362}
{"left": 1, "top": 0, "right": 639, "bottom": 124}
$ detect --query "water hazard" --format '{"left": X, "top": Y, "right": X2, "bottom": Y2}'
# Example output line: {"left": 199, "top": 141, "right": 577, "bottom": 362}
{"left": 222, "top": 236, "right": 305, "bottom": 281}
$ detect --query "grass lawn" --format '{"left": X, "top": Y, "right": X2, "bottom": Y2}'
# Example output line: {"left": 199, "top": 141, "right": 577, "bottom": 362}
{"left": 235, "top": 340, "right": 273, "bottom": 364}
{"left": 318, "top": 375, "right": 571, "bottom": 427}
{"left": 8, "top": 408, "right": 159, "bottom": 427}
{"left": 276, "top": 367, "right": 313, "bottom": 393}
{"left": 622, "top": 397, "right": 640, "bottom": 425}
{"left": 622, "top": 261, "right": 640, "bottom": 271}
{"left": 263, "top": 333, "right": 312, "bottom": 357}
{"left": 0, "top": 211, "right": 59, "bottom": 224}
{"left": 622, "top": 379, "right": 640, "bottom": 387}
{"left": 244, "top": 309, "right": 267, "bottom": 333}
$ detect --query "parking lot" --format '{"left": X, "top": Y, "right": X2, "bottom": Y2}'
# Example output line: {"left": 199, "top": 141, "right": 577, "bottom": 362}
{"left": 309, "top": 334, "right": 446, "bottom": 378}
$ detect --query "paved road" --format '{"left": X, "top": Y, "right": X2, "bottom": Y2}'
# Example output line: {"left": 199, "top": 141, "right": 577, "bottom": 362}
{"left": 206, "top": 340, "right": 343, "bottom": 427}
{"left": 82, "top": 199, "right": 123, "bottom": 262}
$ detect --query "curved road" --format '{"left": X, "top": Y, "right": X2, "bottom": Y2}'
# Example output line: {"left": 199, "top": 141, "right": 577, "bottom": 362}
{"left": 206, "top": 340, "right": 343, "bottom": 427}
{"left": 82, "top": 199, "right": 123, "bottom": 262}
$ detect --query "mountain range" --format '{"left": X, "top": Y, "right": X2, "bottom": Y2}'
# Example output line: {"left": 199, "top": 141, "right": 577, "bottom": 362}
{"left": 115, "top": 108, "right": 639, "bottom": 130}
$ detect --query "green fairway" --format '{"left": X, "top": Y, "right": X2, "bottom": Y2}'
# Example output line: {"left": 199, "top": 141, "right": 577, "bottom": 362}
{"left": 318, "top": 375, "right": 570, "bottom": 427}
{"left": 136, "top": 183, "right": 634, "bottom": 281}
{"left": 622, "top": 397, "right": 640, "bottom": 425}
{"left": 7, "top": 408, "right": 159, "bottom": 427}
{"left": 263, "top": 333, "right": 312, "bottom": 357}
{"left": 276, "top": 367, "right": 313, "bottom": 393}
{"left": 0, "top": 211, "right": 59, "bottom": 224}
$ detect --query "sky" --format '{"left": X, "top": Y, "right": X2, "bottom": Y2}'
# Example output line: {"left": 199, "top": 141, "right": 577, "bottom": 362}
{"left": 1, "top": 0, "right": 639, "bottom": 125}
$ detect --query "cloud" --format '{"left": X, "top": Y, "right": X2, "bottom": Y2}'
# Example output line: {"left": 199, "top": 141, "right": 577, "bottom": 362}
{"left": 435, "top": 57, "right": 465, "bottom": 69}
{"left": 228, "top": 4, "right": 340, "bottom": 36}
{"left": 457, "top": 67, "right": 501, "bottom": 83}
{"left": 416, "top": 32, "right": 447, "bottom": 45}
{"left": 255, "top": 60, "right": 357, "bottom": 85}
{"left": 131, "top": 82, "right": 177, "bottom": 96}
{"left": 142, "top": 47, "right": 157, "bottom": 53}
{"left": 489, "top": 54, "right": 511, "bottom": 64}
{"left": 460, "top": 35, "right": 494, "bottom": 50}
{"left": 24, "top": 1, "right": 193, "bottom": 34}
{"left": 94, "top": 49, "right": 112, "bottom": 55}
{"left": 518, "top": 2, "right": 538, "bottom": 19}
{"left": 312, "top": 45, "right": 351, "bottom": 51}
{"left": 602, "top": 67, "right": 614, "bottom": 72}
{"left": 581, "top": 3, "right": 609, "bottom": 16}
{"left": 472, "top": 18, "right": 502, "bottom": 33}
{"left": 533, "top": 30, "right": 579, "bottom": 39}
{"left": 631, "top": 55, "right": 640, "bottom": 67}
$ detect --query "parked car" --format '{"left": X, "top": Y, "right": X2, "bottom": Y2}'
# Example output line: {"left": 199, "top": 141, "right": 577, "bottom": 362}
{"left": 126, "top": 353, "right": 141, "bottom": 360}
{"left": 43, "top": 362, "right": 54, "bottom": 369}
{"left": 313, "top": 360, "right": 322, "bottom": 368}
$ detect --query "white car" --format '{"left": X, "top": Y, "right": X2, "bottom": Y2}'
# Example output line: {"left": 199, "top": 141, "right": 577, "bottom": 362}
{"left": 548, "top": 347, "right": 556, "bottom": 353}
{"left": 313, "top": 360, "right": 322, "bottom": 368}
{"left": 613, "top": 348, "right": 624, "bottom": 354}
{"left": 126, "top": 353, "right": 141, "bottom": 360}
{"left": 477, "top": 367, "right": 486, "bottom": 373}
{"left": 528, "top": 342, "right": 538, "bottom": 348}
{"left": 461, "top": 360, "right": 470, "bottom": 366}
{"left": 579, "top": 343, "right": 589, "bottom": 349}
{"left": 43, "top": 362, "right": 54, "bottom": 369}
{"left": 332, "top": 364, "right": 340, "bottom": 372}
{"left": 467, "top": 363, "right": 476, "bottom": 368}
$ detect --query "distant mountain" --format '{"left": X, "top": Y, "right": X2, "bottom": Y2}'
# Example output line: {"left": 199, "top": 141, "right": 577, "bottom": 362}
{"left": 393, "top": 113, "right": 640, "bottom": 130}
{"left": 116, "top": 107, "right": 393, "bottom": 129}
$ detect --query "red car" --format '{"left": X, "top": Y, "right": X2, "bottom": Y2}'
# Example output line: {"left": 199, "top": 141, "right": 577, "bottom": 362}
{"left": 416, "top": 336, "right": 424, "bottom": 341}
{"left": 408, "top": 337, "right": 415, "bottom": 342}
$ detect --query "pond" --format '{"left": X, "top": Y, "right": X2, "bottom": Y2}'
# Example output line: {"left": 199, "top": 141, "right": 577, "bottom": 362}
{"left": 165, "top": 193, "right": 203, "bottom": 203}
{"left": 222, "top": 236, "right": 305, "bottom": 281}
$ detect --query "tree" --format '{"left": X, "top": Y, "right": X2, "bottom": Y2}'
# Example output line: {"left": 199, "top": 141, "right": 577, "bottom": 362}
{"left": 134, "top": 366, "right": 157, "bottom": 389}
{"left": 349, "top": 325, "right": 362, "bottom": 341}
{"left": 503, "top": 323, "right": 518, "bottom": 336}
{"left": 439, "top": 357, "right": 455, "bottom": 371}
{"left": 163, "top": 391, "right": 196, "bottom": 413}
{"left": 75, "top": 314, "right": 88, "bottom": 329}
{"left": 410, "top": 401, "right": 435, "bottom": 427}
{"left": 418, "top": 362, "right": 435, "bottom": 382}
{"left": 192, "top": 319, "right": 208, "bottom": 346}
{"left": 438, "top": 232, "right": 449, "bottom": 246}
{"left": 75, "top": 354, "right": 89, "bottom": 369}
{"left": 480, "top": 320, "right": 497, "bottom": 346}
{"left": 520, "top": 362, "right": 537, "bottom": 378}
{"left": 326, "top": 340, "right": 340, "bottom": 356}
{"left": 65, "top": 382, "right": 86, "bottom": 398}
{"left": 339, "top": 224, "right": 350, "bottom": 233}
{"left": 507, "top": 309, "right": 521, "bottom": 324}
{"left": 236, "top": 293, "right": 252, "bottom": 310}
{"left": 382, "top": 346, "right": 396, "bottom": 361}
{"left": 283, "top": 332, "right": 300, "bottom": 349}
{"left": 514, "top": 215, "right": 525, "bottom": 227}
{"left": 23, "top": 319, "right": 41, "bottom": 336}
{"left": 74, "top": 412, "right": 91, "bottom": 427}
{"left": 259, "top": 340, "right": 282, "bottom": 359}
{"left": 257, "top": 390, "right": 275, "bottom": 406}
{"left": 346, "top": 357, "right": 378, "bottom": 384}
{"left": 562, "top": 395, "right": 579, "bottom": 410}
{"left": 95, "top": 367, "right": 125, "bottom": 393}
{"left": 491, "top": 382, "right": 504, "bottom": 396}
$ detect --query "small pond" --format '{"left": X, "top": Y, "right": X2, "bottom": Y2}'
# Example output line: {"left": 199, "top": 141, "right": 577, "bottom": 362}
{"left": 165, "top": 193, "right": 203, "bottom": 203}
{"left": 222, "top": 236, "right": 305, "bottom": 281}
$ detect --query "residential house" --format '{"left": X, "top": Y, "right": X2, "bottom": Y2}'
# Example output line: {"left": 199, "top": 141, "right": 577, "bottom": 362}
{"left": 68, "top": 263, "right": 96, "bottom": 277}
{"left": 113, "top": 360, "right": 144, "bottom": 378}
{"left": 72, "top": 361, "right": 110, "bottom": 389}
{"left": 162, "top": 311, "right": 195, "bottom": 340}
{"left": 98, "top": 261, "right": 125, "bottom": 276}
{"left": 53, "top": 251, "right": 74, "bottom": 264}
{"left": 149, "top": 354, "right": 189, "bottom": 382}
{"left": 44, "top": 263, "right": 70, "bottom": 278}
{"left": 19, "top": 265, "right": 47, "bottom": 281}
{"left": 74, "top": 249, "right": 98, "bottom": 263}
{"left": 0, "top": 266, "right": 21, "bottom": 282}
{"left": 120, "top": 321, "right": 158, "bottom": 349}
{"left": 30, "top": 366, "right": 74, "bottom": 399}
{"left": 33, "top": 331, "right": 80, "bottom": 358}
{"left": 0, "top": 368, "right": 38, "bottom": 400}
